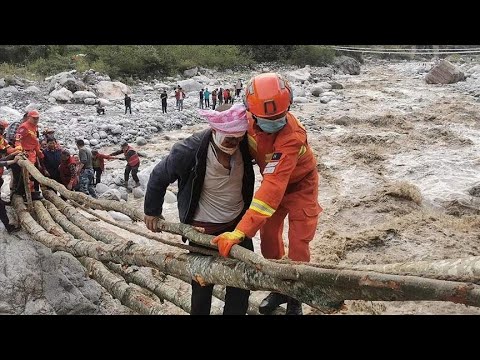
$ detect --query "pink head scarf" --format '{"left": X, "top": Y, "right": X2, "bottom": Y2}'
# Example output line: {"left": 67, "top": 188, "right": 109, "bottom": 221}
{"left": 199, "top": 103, "right": 248, "bottom": 135}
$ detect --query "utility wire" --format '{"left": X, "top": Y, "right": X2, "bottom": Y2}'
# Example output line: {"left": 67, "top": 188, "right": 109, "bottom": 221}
{"left": 332, "top": 48, "right": 480, "bottom": 55}
{"left": 332, "top": 46, "right": 480, "bottom": 52}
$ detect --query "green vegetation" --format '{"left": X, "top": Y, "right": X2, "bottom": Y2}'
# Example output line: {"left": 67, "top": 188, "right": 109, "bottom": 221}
{"left": 0, "top": 45, "right": 338, "bottom": 80}
{"left": 289, "top": 45, "right": 335, "bottom": 66}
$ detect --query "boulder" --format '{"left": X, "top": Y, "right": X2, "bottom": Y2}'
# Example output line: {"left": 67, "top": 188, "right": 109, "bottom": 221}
{"left": 25, "top": 86, "right": 41, "bottom": 93}
{"left": 0, "top": 106, "right": 21, "bottom": 119}
{"left": 334, "top": 56, "right": 361, "bottom": 75}
{"left": 183, "top": 67, "right": 198, "bottom": 77}
{"left": 95, "top": 81, "right": 131, "bottom": 100}
{"left": 73, "top": 91, "right": 97, "bottom": 103}
{"left": 84, "top": 98, "right": 96, "bottom": 105}
{"left": 177, "top": 79, "right": 203, "bottom": 92}
{"left": 99, "top": 189, "right": 122, "bottom": 201}
{"left": 285, "top": 67, "right": 311, "bottom": 83}
{"left": 136, "top": 136, "right": 147, "bottom": 146}
{"left": 425, "top": 60, "right": 465, "bottom": 84}
{"left": 50, "top": 88, "right": 74, "bottom": 102}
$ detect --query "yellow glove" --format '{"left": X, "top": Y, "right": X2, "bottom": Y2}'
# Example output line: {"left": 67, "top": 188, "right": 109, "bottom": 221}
{"left": 211, "top": 229, "right": 245, "bottom": 257}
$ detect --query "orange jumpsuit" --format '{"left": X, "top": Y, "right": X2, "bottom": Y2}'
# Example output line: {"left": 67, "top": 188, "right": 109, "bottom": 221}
{"left": 235, "top": 112, "right": 322, "bottom": 262}
{"left": 15, "top": 121, "right": 44, "bottom": 192}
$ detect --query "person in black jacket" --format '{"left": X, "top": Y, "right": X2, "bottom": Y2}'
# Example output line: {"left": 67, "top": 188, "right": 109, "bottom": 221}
{"left": 144, "top": 103, "right": 254, "bottom": 315}
{"left": 160, "top": 89, "right": 168, "bottom": 113}
{"left": 124, "top": 94, "right": 132, "bottom": 114}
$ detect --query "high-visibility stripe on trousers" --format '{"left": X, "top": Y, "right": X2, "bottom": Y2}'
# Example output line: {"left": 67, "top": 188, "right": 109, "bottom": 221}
{"left": 259, "top": 169, "right": 322, "bottom": 262}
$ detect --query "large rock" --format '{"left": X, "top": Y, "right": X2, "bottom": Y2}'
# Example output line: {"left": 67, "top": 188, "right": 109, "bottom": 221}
{"left": 0, "top": 233, "right": 109, "bottom": 315}
{"left": 94, "top": 183, "right": 110, "bottom": 195}
{"left": 285, "top": 67, "right": 311, "bottom": 83}
{"left": 183, "top": 67, "right": 198, "bottom": 77}
{"left": 84, "top": 98, "right": 97, "bottom": 105}
{"left": 95, "top": 81, "right": 131, "bottom": 100}
{"left": 50, "top": 88, "right": 74, "bottom": 102}
{"left": 136, "top": 136, "right": 147, "bottom": 146}
{"left": 99, "top": 189, "right": 122, "bottom": 201}
{"left": 0, "top": 86, "right": 19, "bottom": 94}
{"left": 334, "top": 56, "right": 361, "bottom": 75}
{"left": 45, "top": 70, "right": 77, "bottom": 83}
{"left": 0, "top": 78, "right": 5, "bottom": 88}
{"left": 177, "top": 79, "right": 203, "bottom": 92}
{"left": 60, "top": 78, "right": 86, "bottom": 93}
{"left": 328, "top": 81, "right": 344, "bottom": 89}
{"left": 25, "top": 86, "right": 41, "bottom": 93}
{"left": 97, "top": 98, "right": 111, "bottom": 107}
{"left": 0, "top": 106, "right": 22, "bottom": 120}
{"left": 47, "top": 71, "right": 85, "bottom": 93}
{"left": 153, "top": 83, "right": 170, "bottom": 90}
{"left": 425, "top": 60, "right": 465, "bottom": 84}
{"left": 45, "top": 106, "right": 66, "bottom": 114}
{"left": 73, "top": 91, "right": 97, "bottom": 103}
{"left": 292, "top": 86, "right": 305, "bottom": 97}
{"left": 132, "top": 187, "right": 144, "bottom": 199}
{"left": 25, "top": 103, "right": 41, "bottom": 112}
{"left": 316, "top": 67, "right": 335, "bottom": 78}
{"left": 293, "top": 96, "right": 309, "bottom": 103}
{"left": 311, "top": 86, "right": 325, "bottom": 97}
{"left": 82, "top": 70, "right": 110, "bottom": 85}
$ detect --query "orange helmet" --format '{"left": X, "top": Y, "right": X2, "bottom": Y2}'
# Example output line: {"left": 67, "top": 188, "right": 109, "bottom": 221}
{"left": 27, "top": 110, "right": 40, "bottom": 118}
{"left": 0, "top": 119, "right": 9, "bottom": 129}
{"left": 244, "top": 73, "right": 293, "bottom": 118}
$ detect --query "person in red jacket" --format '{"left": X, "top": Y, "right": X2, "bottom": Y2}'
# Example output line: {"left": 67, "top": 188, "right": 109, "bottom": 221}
{"left": 58, "top": 150, "right": 79, "bottom": 191}
{"left": 14, "top": 110, "right": 44, "bottom": 200}
{"left": 109, "top": 142, "right": 141, "bottom": 188}
{"left": 91, "top": 150, "right": 118, "bottom": 185}
{"left": 211, "top": 73, "right": 322, "bottom": 315}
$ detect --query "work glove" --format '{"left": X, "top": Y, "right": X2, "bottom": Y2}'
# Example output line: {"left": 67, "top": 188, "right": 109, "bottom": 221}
{"left": 211, "top": 229, "right": 245, "bottom": 257}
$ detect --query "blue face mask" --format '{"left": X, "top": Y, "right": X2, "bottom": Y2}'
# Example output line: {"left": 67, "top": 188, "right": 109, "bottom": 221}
{"left": 256, "top": 116, "right": 287, "bottom": 133}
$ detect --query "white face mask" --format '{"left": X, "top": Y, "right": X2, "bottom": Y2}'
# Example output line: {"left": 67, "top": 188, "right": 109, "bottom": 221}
{"left": 212, "top": 131, "right": 244, "bottom": 155}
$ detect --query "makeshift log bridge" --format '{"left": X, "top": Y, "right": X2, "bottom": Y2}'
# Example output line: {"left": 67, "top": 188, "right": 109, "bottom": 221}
{"left": 11, "top": 158, "right": 480, "bottom": 314}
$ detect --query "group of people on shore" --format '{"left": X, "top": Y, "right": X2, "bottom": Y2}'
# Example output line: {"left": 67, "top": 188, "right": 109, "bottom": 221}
{"left": 0, "top": 110, "right": 143, "bottom": 234}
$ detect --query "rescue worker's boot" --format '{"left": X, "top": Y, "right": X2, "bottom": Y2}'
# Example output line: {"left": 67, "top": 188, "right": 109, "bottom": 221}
{"left": 258, "top": 292, "right": 289, "bottom": 314}
{"left": 286, "top": 297, "right": 303, "bottom": 315}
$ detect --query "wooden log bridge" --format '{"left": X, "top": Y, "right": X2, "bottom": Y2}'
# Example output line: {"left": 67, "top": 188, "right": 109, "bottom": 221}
{"left": 9, "top": 158, "right": 480, "bottom": 314}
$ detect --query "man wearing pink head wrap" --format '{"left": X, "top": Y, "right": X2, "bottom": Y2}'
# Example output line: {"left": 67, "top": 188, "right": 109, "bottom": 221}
{"left": 144, "top": 103, "right": 255, "bottom": 315}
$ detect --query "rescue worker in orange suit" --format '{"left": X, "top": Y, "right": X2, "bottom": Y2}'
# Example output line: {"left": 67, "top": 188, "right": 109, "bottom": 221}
{"left": 109, "top": 142, "right": 141, "bottom": 188}
{"left": 211, "top": 73, "right": 322, "bottom": 315}
{"left": 0, "top": 120, "right": 21, "bottom": 190}
{"left": 14, "top": 110, "right": 44, "bottom": 200}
